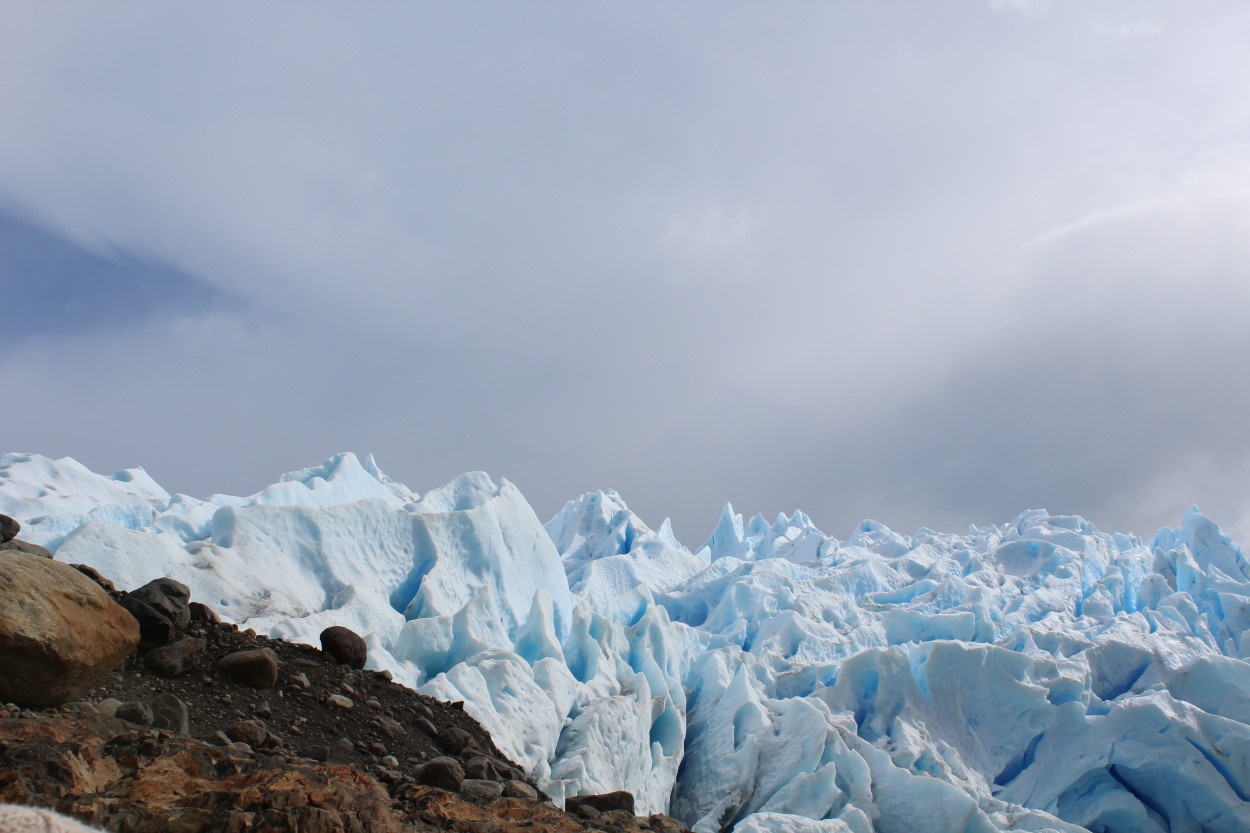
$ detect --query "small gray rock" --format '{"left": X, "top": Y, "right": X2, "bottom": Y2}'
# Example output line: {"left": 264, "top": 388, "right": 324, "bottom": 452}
{"left": 436, "top": 726, "right": 473, "bottom": 755}
{"left": 464, "top": 755, "right": 499, "bottom": 781}
{"left": 600, "top": 810, "right": 642, "bottom": 828}
{"left": 62, "top": 701, "right": 98, "bottom": 718}
{"left": 96, "top": 698, "right": 123, "bottom": 718}
{"left": 414, "top": 756, "right": 464, "bottom": 792}
{"left": 188, "top": 601, "right": 221, "bottom": 624}
{"left": 326, "top": 693, "right": 353, "bottom": 710}
{"left": 144, "top": 637, "right": 206, "bottom": 678}
{"left": 151, "top": 693, "right": 190, "bottom": 734}
{"left": 460, "top": 779, "right": 504, "bottom": 801}
{"left": 224, "top": 719, "right": 268, "bottom": 747}
{"left": 115, "top": 701, "right": 153, "bottom": 727}
{"left": 504, "top": 780, "right": 538, "bottom": 801}
{"left": 377, "top": 715, "right": 406, "bottom": 738}
{"left": 647, "top": 814, "right": 688, "bottom": 833}
{"left": 217, "top": 648, "right": 279, "bottom": 688}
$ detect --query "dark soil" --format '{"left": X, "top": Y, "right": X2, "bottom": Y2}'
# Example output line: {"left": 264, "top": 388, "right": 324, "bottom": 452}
{"left": 77, "top": 614, "right": 530, "bottom": 786}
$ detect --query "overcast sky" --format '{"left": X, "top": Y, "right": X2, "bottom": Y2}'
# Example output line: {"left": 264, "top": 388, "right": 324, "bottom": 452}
{"left": 3, "top": 1, "right": 1250, "bottom": 545}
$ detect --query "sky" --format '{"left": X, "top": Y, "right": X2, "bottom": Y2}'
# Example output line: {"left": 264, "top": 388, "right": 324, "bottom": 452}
{"left": 3, "top": 1, "right": 1250, "bottom": 545}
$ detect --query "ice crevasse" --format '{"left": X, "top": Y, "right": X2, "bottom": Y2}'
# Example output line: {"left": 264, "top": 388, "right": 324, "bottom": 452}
{"left": 3, "top": 450, "right": 1250, "bottom": 833}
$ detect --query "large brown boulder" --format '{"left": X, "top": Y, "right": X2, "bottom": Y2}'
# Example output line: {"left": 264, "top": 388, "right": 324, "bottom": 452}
{"left": 0, "top": 554, "right": 139, "bottom": 706}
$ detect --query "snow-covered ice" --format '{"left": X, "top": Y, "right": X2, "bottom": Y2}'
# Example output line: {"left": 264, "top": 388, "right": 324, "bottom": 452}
{"left": 3, "top": 451, "right": 1249, "bottom": 833}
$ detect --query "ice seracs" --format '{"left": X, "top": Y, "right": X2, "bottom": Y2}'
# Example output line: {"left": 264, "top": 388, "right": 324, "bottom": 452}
{"left": 249, "top": 452, "right": 419, "bottom": 508}
{"left": 547, "top": 489, "right": 708, "bottom": 606}
{"left": 3, "top": 451, "right": 1250, "bottom": 833}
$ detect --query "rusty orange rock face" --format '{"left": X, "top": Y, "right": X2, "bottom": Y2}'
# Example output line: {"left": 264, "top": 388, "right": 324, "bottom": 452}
{"left": 0, "top": 715, "right": 403, "bottom": 833}
{"left": 0, "top": 714, "right": 693, "bottom": 833}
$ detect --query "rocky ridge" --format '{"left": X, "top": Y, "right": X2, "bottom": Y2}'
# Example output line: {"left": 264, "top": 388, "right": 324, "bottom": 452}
{"left": 0, "top": 512, "right": 691, "bottom": 833}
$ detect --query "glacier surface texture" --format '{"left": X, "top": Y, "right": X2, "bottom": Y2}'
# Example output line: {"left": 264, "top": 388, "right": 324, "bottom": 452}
{"left": 3, "top": 451, "right": 1249, "bottom": 833}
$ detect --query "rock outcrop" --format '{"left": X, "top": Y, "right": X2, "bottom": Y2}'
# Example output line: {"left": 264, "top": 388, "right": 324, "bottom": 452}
{"left": 0, "top": 554, "right": 139, "bottom": 706}
{"left": 0, "top": 714, "right": 405, "bottom": 833}
{"left": 0, "top": 562, "right": 694, "bottom": 833}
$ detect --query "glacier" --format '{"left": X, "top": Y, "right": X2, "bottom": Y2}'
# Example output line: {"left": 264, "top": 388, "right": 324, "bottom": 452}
{"left": 2, "top": 451, "right": 1249, "bottom": 833}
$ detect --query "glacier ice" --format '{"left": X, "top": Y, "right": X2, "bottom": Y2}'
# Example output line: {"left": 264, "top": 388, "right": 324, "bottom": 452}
{"left": 3, "top": 450, "right": 1250, "bottom": 833}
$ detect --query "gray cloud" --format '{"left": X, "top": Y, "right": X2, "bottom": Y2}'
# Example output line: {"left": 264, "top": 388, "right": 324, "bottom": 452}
{"left": 0, "top": 208, "right": 235, "bottom": 343}
{"left": 756, "top": 158, "right": 1250, "bottom": 541}
{"left": 2, "top": 2, "right": 1250, "bottom": 546}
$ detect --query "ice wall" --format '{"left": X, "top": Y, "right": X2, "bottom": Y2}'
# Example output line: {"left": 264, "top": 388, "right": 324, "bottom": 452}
{"left": 3, "top": 451, "right": 1249, "bottom": 833}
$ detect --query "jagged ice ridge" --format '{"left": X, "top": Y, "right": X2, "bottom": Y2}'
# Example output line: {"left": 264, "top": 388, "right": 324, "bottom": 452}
{"left": 2, "top": 451, "right": 1249, "bottom": 833}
